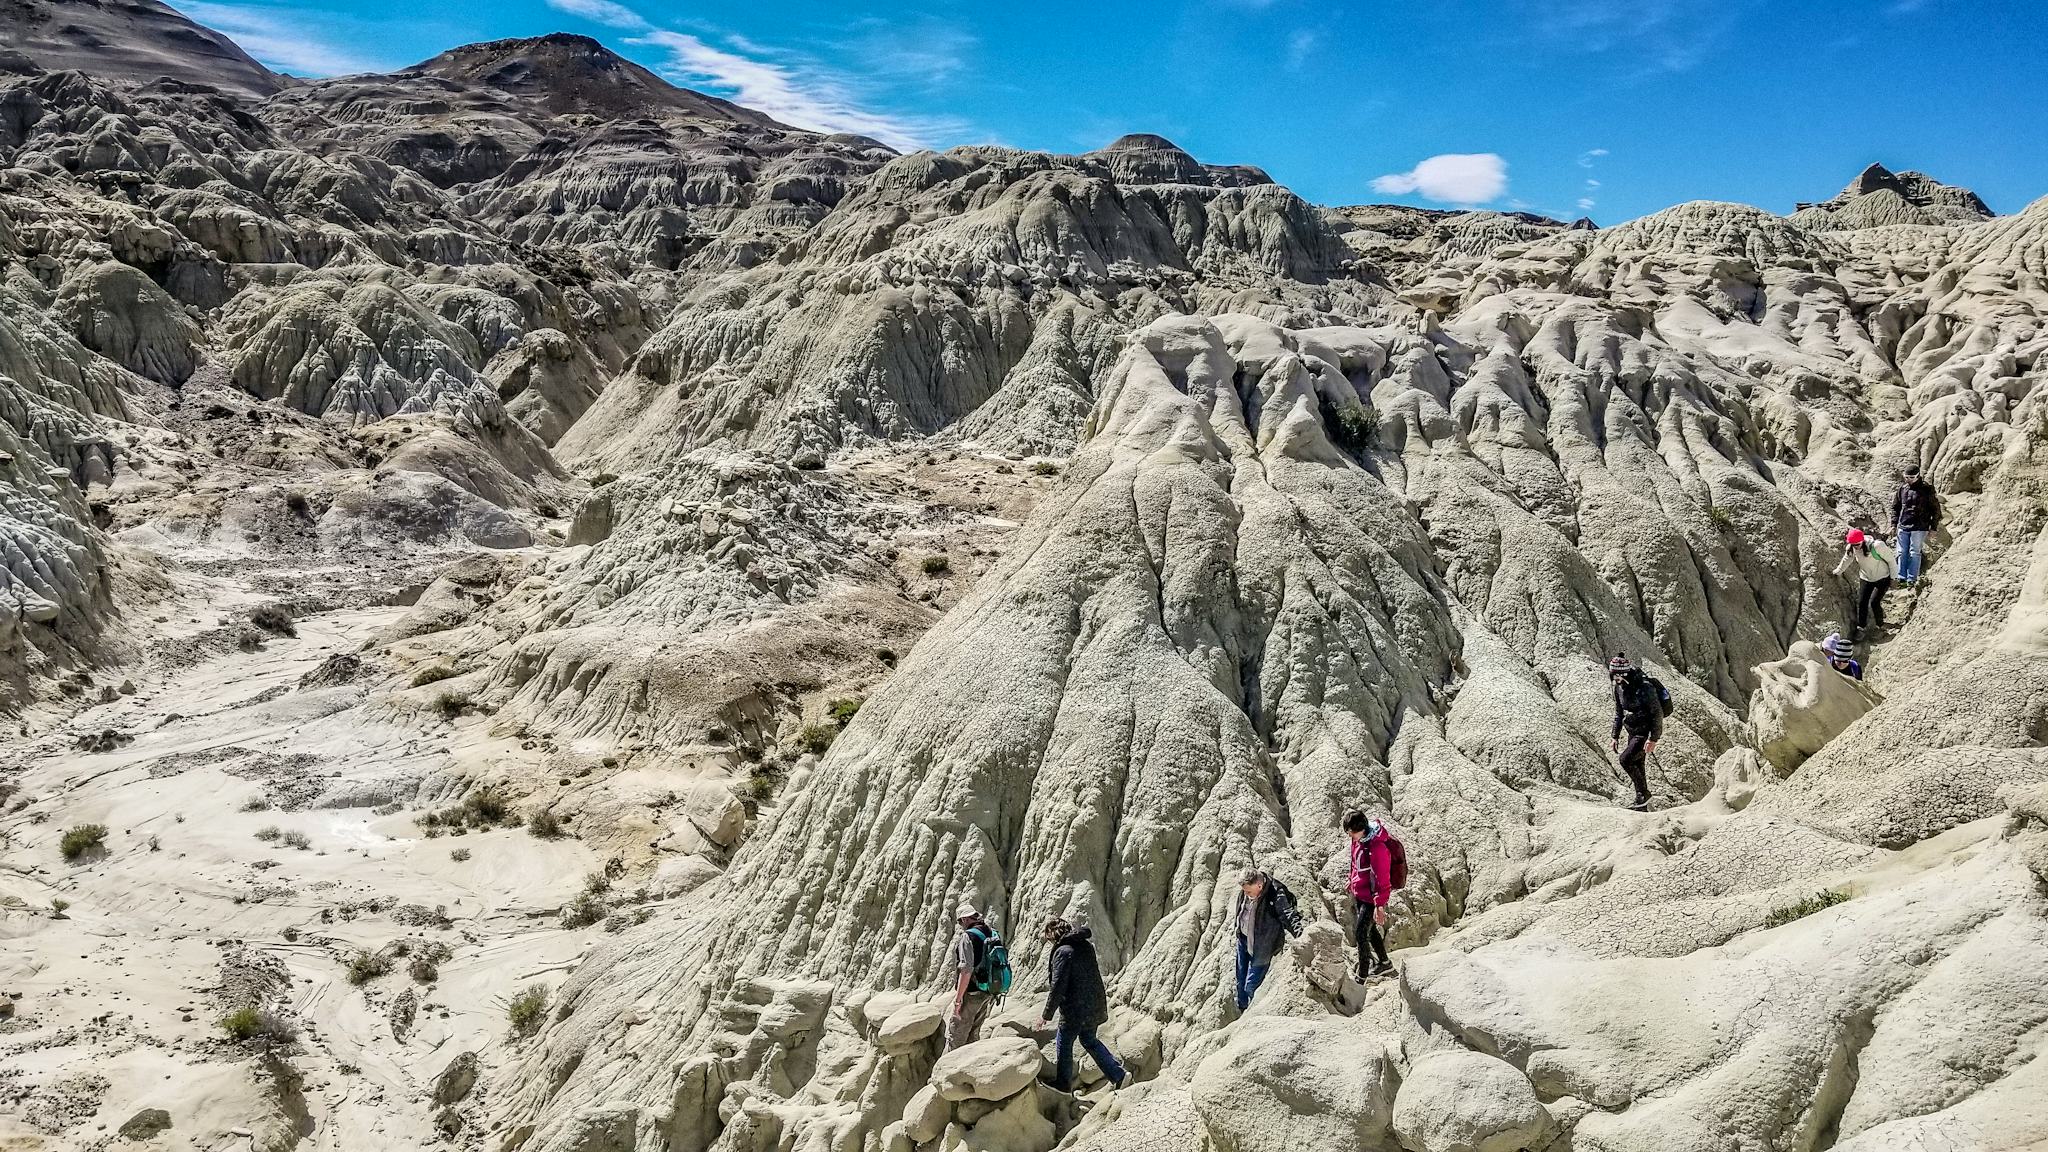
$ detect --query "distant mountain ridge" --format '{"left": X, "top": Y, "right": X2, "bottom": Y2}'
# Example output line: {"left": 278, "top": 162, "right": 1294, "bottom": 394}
{"left": 401, "top": 32, "right": 785, "bottom": 127}
{"left": 0, "top": 0, "right": 284, "bottom": 97}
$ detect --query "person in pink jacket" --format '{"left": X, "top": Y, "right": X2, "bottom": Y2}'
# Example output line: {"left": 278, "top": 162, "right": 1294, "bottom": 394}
{"left": 1343, "top": 810, "right": 1394, "bottom": 981}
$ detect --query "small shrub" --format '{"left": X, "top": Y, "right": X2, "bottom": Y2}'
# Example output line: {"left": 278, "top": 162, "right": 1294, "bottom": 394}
{"left": 826, "top": 697, "right": 862, "bottom": 727}
{"left": 146, "top": 834, "right": 160, "bottom": 852}
{"left": 50, "top": 897, "right": 70, "bottom": 917}
{"left": 408, "top": 940, "right": 452, "bottom": 983}
{"left": 1763, "top": 889, "right": 1849, "bottom": 929}
{"left": 705, "top": 726, "right": 729, "bottom": 744}
{"left": 507, "top": 984, "right": 549, "bottom": 1037}
{"left": 1324, "top": 400, "right": 1381, "bottom": 452}
{"left": 797, "top": 724, "right": 837, "bottom": 756}
{"left": 449, "top": 847, "right": 471, "bottom": 862}
{"left": 240, "top": 797, "right": 271, "bottom": 813}
{"left": 255, "top": 825, "right": 282, "bottom": 842}
{"left": 281, "top": 830, "right": 311, "bottom": 851}
{"left": 461, "top": 785, "right": 512, "bottom": 826}
{"left": 410, "top": 663, "right": 459, "bottom": 688}
{"left": 234, "top": 628, "right": 266, "bottom": 652}
{"left": 220, "top": 1006, "right": 296, "bottom": 1044}
{"left": 1707, "top": 506, "right": 1736, "bottom": 533}
{"left": 247, "top": 604, "right": 296, "bottom": 637}
{"left": 920, "top": 554, "right": 951, "bottom": 576}
{"left": 1030, "top": 460, "right": 1060, "bottom": 476}
{"left": 284, "top": 491, "right": 310, "bottom": 517}
{"left": 527, "top": 809, "right": 565, "bottom": 840}
{"left": 431, "top": 690, "right": 472, "bottom": 720}
{"left": 562, "top": 893, "right": 607, "bottom": 929}
{"left": 583, "top": 870, "right": 612, "bottom": 895}
{"left": 59, "top": 824, "right": 107, "bottom": 861}
{"left": 282, "top": 925, "right": 300, "bottom": 942}
{"left": 343, "top": 949, "right": 393, "bottom": 985}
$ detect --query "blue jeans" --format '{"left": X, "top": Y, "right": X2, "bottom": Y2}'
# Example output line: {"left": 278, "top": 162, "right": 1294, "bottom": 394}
{"left": 1053, "top": 1022, "right": 1125, "bottom": 1090}
{"left": 1234, "top": 936, "right": 1269, "bottom": 1011}
{"left": 1897, "top": 530, "right": 1928, "bottom": 582}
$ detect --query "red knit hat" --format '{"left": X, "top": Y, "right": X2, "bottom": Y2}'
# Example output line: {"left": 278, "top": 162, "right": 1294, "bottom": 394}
{"left": 1845, "top": 529, "right": 1866, "bottom": 545}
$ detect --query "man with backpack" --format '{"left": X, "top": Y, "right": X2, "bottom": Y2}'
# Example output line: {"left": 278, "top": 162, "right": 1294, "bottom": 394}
{"left": 1036, "top": 917, "right": 1126, "bottom": 1091}
{"left": 1230, "top": 867, "right": 1304, "bottom": 1011}
{"left": 1342, "top": 811, "right": 1401, "bottom": 981}
{"left": 1607, "top": 654, "right": 1669, "bottom": 812}
{"left": 946, "top": 904, "right": 1009, "bottom": 1050}
{"left": 1891, "top": 465, "right": 1941, "bottom": 584}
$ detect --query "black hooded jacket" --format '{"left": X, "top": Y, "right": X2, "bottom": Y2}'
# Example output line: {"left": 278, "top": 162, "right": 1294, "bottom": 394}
{"left": 1043, "top": 927, "right": 1110, "bottom": 1029}
{"left": 1612, "top": 670, "right": 1665, "bottom": 740}
{"left": 1893, "top": 479, "right": 1941, "bottom": 532}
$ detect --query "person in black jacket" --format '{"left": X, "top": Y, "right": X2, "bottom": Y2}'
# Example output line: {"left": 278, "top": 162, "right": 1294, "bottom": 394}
{"left": 1607, "top": 654, "right": 1663, "bottom": 812}
{"left": 1230, "top": 868, "right": 1304, "bottom": 1010}
{"left": 1891, "top": 465, "right": 1941, "bottom": 584}
{"left": 1036, "top": 918, "right": 1126, "bottom": 1091}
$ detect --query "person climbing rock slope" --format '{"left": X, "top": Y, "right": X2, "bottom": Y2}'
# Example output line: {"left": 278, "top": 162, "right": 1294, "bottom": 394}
{"left": 1608, "top": 654, "right": 1668, "bottom": 811}
{"left": 1834, "top": 529, "right": 1896, "bottom": 638}
{"left": 945, "top": 905, "right": 1007, "bottom": 1050}
{"left": 1343, "top": 810, "right": 1397, "bottom": 981}
{"left": 1821, "top": 632, "right": 1863, "bottom": 681}
{"left": 1036, "top": 917, "right": 1126, "bottom": 1091}
{"left": 1891, "top": 465, "right": 1942, "bottom": 584}
{"left": 1231, "top": 868, "right": 1304, "bottom": 1010}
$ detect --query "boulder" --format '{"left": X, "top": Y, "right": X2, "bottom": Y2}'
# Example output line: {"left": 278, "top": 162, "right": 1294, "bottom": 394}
{"left": 877, "top": 1001, "right": 945, "bottom": 1054}
{"left": 1749, "top": 641, "right": 1881, "bottom": 773}
{"left": 684, "top": 778, "right": 747, "bottom": 848}
{"left": 931, "top": 1036, "right": 1042, "bottom": 1103}
{"left": 118, "top": 1107, "right": 172, "bottom": 1140}
{"left": 1190, "top": 1017, "right": 1398, "bottom": 1152}
{"left": 902, "top": 1084, "right": 949, "bottom": 1144}
{"left": 1391, "top": 1050, "right": 1552, "bottom": 1152}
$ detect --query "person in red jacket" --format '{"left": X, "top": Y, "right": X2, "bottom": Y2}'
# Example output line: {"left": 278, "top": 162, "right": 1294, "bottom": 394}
{"left": 1343, "top": 810, "right": 1394, "bottom": 981}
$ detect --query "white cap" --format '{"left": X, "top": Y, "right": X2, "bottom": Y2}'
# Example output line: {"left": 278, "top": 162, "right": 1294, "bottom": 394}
{"left": 956, "top": 903, "right": 979, "bottom": 921}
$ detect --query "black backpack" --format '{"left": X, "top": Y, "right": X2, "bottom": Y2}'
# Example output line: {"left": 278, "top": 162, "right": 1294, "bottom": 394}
{"left": 1624, "top": 672, "right": 1671, "bottom": 720}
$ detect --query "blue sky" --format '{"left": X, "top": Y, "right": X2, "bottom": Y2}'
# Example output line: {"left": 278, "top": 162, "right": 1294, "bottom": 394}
{"left": 171, "top": 0, "right": 2048, "bottom": 223}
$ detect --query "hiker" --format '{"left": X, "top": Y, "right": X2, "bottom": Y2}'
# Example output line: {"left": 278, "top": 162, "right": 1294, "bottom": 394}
{"left": 1342, "top": 810, "right": 1395, "bottom": 981}
{"left": 1230, "top": 867, "right": 1304, "bottom": 1011}
{"left": 1833, "top": 529, "right": 1895, "bottom": 638}
{"left": 1036, "top": 917, "right": 1126, "bottom": 1091}
{"left": 946, "top": 904, "right": 1008, "bottom": 1050}
{"left": 1607, "top": 654, "right": 1667, "bottom": 812}
{"left": 1891, "top": 465, "right": 1941, "bottom": 584}
{"left": 1820, "top": 632, "right": 1862, "bottom": 681}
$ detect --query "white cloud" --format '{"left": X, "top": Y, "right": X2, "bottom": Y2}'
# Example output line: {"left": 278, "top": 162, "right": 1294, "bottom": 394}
{"left": 631, "top": 29, "right": 944, "bottom": 151}
{"left": 1577, "top": 197, "right": 1596, "bottom": 211}
{"left": 1578, "top": 147, "right": 1609, "bottom": 167}
{"left": 543, "top": 0, "right": 648, "bottom": 30}
{"left": 172, "top": 1, "right": 381, "bottom": 76}
{"left": 1285, "top": 28, "right": 1323, "bottom": 71}
{"left": 1370, "top": 153, "right": 1508, "bottom": 205}
{"left": 1585, "top": 178, "right": 1601, "bottom": 188}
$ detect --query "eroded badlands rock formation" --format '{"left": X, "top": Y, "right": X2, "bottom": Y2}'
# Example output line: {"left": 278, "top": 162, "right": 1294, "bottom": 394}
{"left": 2, "top": 3, "right": 2047, "bottom": 1151}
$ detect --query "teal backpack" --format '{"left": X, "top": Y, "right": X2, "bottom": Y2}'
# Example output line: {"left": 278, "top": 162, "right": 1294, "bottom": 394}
{"left": 968, "top": 926, "right": 1013, "bottom": 995}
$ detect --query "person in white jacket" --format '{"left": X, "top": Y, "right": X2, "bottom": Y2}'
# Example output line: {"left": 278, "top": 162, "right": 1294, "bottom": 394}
{"left": 1832, "top": 529, "right": 1894, "bottom": 638}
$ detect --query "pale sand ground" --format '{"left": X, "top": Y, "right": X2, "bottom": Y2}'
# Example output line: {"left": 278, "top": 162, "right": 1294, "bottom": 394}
{"left": 1, "top": 567, "right": 609, "bottom": 1149}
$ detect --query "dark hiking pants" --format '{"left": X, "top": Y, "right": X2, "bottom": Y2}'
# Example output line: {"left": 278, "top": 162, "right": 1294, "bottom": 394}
{"left": 1353, "top": 898, "right": 1390, "bottom": 979}
{"left": 1620, "top": 732, "right": 1652, "bottom": 807}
